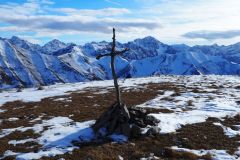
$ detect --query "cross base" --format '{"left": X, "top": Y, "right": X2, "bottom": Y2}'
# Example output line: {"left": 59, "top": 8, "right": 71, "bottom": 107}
{"left": 92, "top": 103, "right": 161, "bottom": 139}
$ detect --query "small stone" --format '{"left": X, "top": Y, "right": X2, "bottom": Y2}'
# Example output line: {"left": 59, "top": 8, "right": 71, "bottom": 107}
{"left": 130, "top": 142, "right": 135, "bottom": 146}
{"left": 17, "top": 84, "right": 24, "bottom": 92}
{"left": 131, "top": 124, "right": 142, "bottom": 138}
{"left": 37, "top": 86, "right": 44, "bottom": 90}
{"left": 149, "top": 153, "right": 154, "bottom": 157}
{"left": 132, "top": 118, "right": 146, "bottom": 128}
{"left": 118, "top": 155, "right": 124, "bottom": 160}
{"left": 129, "top": 107, "right": 147, "bottom": 118}
{"left": 28, "top": 114, "right": 37, "bottom": 120}
{"left": 146, "top": 126, "right": 160, "bottom": 136}
{"left": 17, "top": 88, "right": 23, "bottom": 92}
{"left": 120, "top": 123, "right": 131, "bottom": 137}
{"left": 145, "top": 115, "right": 160, "bottom": 126}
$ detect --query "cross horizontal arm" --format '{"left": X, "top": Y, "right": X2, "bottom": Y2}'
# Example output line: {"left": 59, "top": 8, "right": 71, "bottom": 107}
{"left": 96, "top": 53, "right": 112, "bottom": 60}
{"left": 115, "top": 48, "right": 130, "bottom": 56}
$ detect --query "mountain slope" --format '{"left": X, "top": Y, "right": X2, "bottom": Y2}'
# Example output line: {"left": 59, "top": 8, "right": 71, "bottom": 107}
{"left": 0, "top": 36, "right": 240, "bottom": 89}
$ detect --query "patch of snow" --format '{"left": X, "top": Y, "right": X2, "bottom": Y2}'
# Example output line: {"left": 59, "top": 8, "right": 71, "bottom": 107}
{"left": 53, "top": 97, "right": 70, "bottom": 102}
{"left": 136, "top": 76, "right": 240, "bottom": 134}
{"left": 214, "top": 123, "right": 240, "bottom": 138}
{"left": 2, "top": 150, "right": 18, "bottom": 159}
{"left": 0, "top": 76, "right": 169, "bottom": 107}
{"left": 8, "top": 117, "right": 19, "bottom": 121}
{"left": 17, "top": 148, "right": 73, "bottom": 160}
{"left": 140, "top": 153, "right": 160, "bottom": 160}
{"left": 171, "top": 146, "right": 238, "bottom": 160}
{"left": 8, "top": 138, "right": 35, "bottom": 146}
{"left": 1, "top": 117, "right": 96, "bottom": 160}
{"left": 0, "top": 126, "right": 32, "bottom": 138}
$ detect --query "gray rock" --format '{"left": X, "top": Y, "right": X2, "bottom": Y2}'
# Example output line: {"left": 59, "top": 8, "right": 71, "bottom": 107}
{"left": 146, "top": 126, "right": 160, "bottom": 136}
{"left": 131, "top": 124, "right": 142, "bottom": 137}
{"left": 129, "top": 107, "right": 147, "bottom": 118}
{"left": 145, "top": 115, "right": 160, "bottom": 126}
{"left": 93, "top": 103, "right": 161, "bottom": 139}
{"left": 120, "top": 123, "right": 131, "bottom": 137}
{"left": 37, "top": 86, "right": 44, "bottom": 90}
{"left": 132, "top": 118, "right": 146, "bottom": 128}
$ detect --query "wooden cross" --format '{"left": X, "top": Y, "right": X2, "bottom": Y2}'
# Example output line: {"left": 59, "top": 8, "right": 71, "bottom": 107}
{"left": 96, "top": 28, "right": 129, "bottom": 105}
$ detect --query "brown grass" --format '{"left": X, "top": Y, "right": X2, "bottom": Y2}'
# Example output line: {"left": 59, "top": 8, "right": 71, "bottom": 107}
{"left": 0, "top": 82, "right": 239, "bottom": 159}
{"left": 39, "top": 116, "right": 240, "bottom": 160}
{"left": 0, "top": 83, "right": 173, "bottom": 158}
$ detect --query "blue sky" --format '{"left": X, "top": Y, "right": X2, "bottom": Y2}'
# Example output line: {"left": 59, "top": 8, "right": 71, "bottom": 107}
{"left": 0, "top": 0, "right": 240, "bottom": 46}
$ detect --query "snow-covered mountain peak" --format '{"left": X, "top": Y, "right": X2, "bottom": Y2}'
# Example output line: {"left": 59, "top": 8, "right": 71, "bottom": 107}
{"left": 82, "top": 41, "right": 110, "bottom": 57}
{"left": 50, "top": 43, "right": 78, "bottom": 56}
{"left": 47, "top": 39, "right": 66, "bottom": 46}
{"left": 129, "top": 36, "right": 168, "bottom": 53}
{"left": 1, "top": 35, "right": 240, "bottom": 89}
{"left": 9, "top": 36, "right": 40, "bottom": 51}
{"left": 42, "top": 39, "right": 68, "bottom": 54}
{"left": 10, "top": 36, "right": 25, "bottom": 43}
{"left": 133, "top": 36, "right": 162, "bottom": 45}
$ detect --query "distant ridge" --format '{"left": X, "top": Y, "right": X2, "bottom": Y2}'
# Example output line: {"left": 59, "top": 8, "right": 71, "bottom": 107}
{"left": 0, "top": 36, "right": 240, "bottom": 89}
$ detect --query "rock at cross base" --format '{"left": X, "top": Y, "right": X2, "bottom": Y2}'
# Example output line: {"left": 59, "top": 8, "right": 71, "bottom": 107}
{"left": 92, "top": 104, "right": 161, "bottom": 139}
{"left": 92, "top": 102, "right": 130, "bottom": 137}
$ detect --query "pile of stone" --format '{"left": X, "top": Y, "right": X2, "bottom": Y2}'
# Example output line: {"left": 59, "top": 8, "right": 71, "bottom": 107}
{"left": 92, "top": 102, "right": 160, "bottom": 139}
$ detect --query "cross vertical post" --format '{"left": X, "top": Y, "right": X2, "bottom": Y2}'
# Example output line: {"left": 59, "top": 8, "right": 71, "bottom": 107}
{"left": 111, "top": 28, "right": 121, "bottom": 105}
{"left": 96, "top": 28, "right": 129, "bottom": 106}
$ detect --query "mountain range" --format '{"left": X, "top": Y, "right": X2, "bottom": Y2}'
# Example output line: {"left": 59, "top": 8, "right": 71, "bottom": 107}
{"left": 0, "top": 36, "right": 240, "bottom": 89}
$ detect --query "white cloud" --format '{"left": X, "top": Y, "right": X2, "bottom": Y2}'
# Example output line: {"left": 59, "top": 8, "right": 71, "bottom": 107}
{"left": 133, "top": 0, "right": 240, "bottom": 45}
{"left": 56, "top": 7, "right": 131, "bottom": 17}
{"left": 0, "top": 0, "right": 240, "bottom": 45}
{"left": 183, "top": 30, "right": 240, "bottom": 40}
{"left": 0, "top": 0, "right": 160, "bottom": 40}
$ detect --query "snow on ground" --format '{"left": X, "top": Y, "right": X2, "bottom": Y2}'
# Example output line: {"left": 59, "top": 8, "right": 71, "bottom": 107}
{"left": 2, "top": 75, "right": 231, "bottom": 107}
{"left": 171, "top": 146, "right": 238, "bottom": 160}
{"left": 136, "top": 76, "right": 240, "bottom": 134}
{"left": 0, "top": 77, "right": 164, "bottom": 107}
{"left": 1, "top": 116, "right": 128, "bottom": 159}
{"left": 1, "top": 117, "right": 95, "bottom": 160}
{"left": 214, "top": 123, "right": 240, "bottom": 138}
{"left": 0, "top": 75, "right": 240, "bottom": 159}
{"left": 8, "top": 117, "right": 19, "bottom": 121}
{"left": 0, "top": 109, "right": 5, "bottom": 113}
{"left": 8, "top": 138, "right": 36, "bottom": 146}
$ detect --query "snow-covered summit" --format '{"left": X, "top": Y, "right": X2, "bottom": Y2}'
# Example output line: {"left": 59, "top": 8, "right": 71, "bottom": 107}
{"left": 10, "top": 36, "right": 41, "bottom": 51}
{"left": 42, "top": 39, "right": 68, "bottom": 54}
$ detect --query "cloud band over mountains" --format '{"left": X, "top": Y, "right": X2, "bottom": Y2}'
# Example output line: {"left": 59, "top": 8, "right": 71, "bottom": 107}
{"left": 1, "top": 16, "right": 160, "bottom": 34}
{"left": 183, "top": 30, "right": 240, "bottom": 40}
{"left": 0, "top": 1, "right": 160, "bottom": 35}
